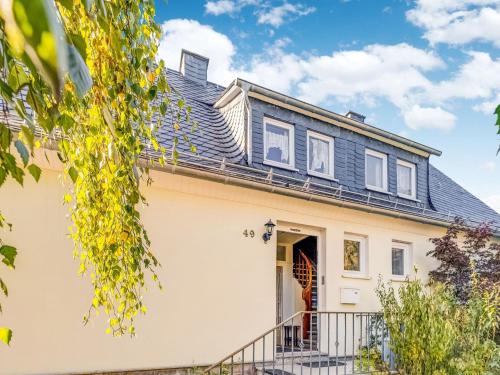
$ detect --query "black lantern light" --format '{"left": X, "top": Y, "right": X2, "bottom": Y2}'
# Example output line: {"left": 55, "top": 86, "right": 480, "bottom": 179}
{"left": 262, "top": 219, "right": 276, "bottom": 243}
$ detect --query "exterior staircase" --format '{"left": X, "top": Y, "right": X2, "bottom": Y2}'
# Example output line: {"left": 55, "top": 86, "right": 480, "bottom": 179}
{"left": 202, "top": 252, "right": 392, "bottom": 375}
{"left": 203, "top": 311, "right": 391, "bottom": 375}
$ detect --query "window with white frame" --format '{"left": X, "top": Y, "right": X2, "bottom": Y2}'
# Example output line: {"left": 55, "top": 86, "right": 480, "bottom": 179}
{"left": 307, "top": 131, "right": 334, "bottom": 178}
{"left": 263, "top": 117, "right": 295, "bottom": 168}
{"left": 397, "top": 159, "right": 416, "bottom": 199}
{"left": 344, "top": 234, "right": 367, "bottom": 274}
{"left": 365, "top": 149, "right": 388, "bottom": 192}
{"left": 391, "top": 242, "right": 411, "bottom": 277}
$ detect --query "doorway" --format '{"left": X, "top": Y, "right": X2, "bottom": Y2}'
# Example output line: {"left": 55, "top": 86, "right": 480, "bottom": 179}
{"left": 276, "top": 229, "right": 318, "bottom": 349}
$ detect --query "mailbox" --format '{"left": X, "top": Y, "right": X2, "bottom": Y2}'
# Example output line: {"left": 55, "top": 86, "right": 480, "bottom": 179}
{"left": 340, "top": 288, "right": 360, "bottom": 304}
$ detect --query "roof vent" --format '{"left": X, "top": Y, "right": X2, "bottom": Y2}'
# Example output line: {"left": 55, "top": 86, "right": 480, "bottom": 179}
{"left": 180, "top": 49, "right": 209, "bottom": 86}
{"left": 346, "top": 111, "right": 366, "bottom": 123}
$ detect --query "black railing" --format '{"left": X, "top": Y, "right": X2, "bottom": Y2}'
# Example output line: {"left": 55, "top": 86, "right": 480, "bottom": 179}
{"left": 204, "top": 311, "right": 394, "bottom": 375}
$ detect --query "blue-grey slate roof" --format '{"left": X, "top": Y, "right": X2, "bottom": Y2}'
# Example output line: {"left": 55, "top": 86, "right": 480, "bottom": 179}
{"left": 2, "top": 66, "right": 499, "bottom": 229}
{"left": 162, "top": 70, "right": 500, "bottom": 228}
{"left": 429, "top": 164, "right": 500, "bottom": 224}
{"left": 152, "top": 69, "right": 246, "bottom": 163}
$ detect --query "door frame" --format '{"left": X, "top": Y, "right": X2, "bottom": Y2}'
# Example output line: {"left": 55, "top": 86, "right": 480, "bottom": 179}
{"left": 275, "top": 221, "right": 326, "bottom": 312}
{"left": 276, "top": 265, "right": 284, "bottom": 325}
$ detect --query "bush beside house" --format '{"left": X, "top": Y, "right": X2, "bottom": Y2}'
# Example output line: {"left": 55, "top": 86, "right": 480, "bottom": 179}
{"left": 377, "top": 275, "right": 499, "bottom": 375}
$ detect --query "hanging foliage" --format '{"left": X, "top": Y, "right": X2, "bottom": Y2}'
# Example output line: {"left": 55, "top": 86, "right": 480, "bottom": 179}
{"left": 0, "top": 0, "right": 188, "bottom": 338}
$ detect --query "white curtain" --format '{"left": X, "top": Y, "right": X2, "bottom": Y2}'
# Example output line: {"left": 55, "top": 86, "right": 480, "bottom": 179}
{"left": 392, "top": 248, "right": 404, "bottom": 275}
{"left": 266, "top": 125, "right": 289, "bottom": 163}
{"left": 398, "top": 165, "right": 411, "bottom": 195}
{"left": 309, "top": 137, "right": 329, "bottom": 173}
{"left": 367, "top": 155, "right": 383, "bottom": 187}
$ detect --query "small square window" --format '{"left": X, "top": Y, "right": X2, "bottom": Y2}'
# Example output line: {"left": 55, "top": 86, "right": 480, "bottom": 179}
{"left": 263, "top": 118, "right": 295, "bottom": 169}
{"left": 307, "top": 131, "right": 334, "bottom": 178}
{"left": 344, "top": 235, "right": 367, "bottom": 274}
{"left": 391, "top": 242, "right": 411, "bottom": 277}
{"left": 365, "top": 149, "right": 388, "bottom": 192}
{"left": 397, "top": 160, "right": 417, "bottom": 199}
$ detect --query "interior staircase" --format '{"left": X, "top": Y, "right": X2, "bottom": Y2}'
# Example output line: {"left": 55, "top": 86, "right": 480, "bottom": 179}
{"left": 292, "top": 250, "right": 317, "bottom": 349}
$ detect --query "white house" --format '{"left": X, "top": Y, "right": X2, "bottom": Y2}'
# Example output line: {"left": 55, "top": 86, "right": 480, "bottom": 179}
{"left": 0, "top": 50, "right": 498, "bottom": 375}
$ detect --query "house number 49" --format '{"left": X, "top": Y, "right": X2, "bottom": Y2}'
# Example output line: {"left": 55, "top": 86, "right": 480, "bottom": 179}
{"left": 243, "top": 229, "right": 255, "bottom": 238}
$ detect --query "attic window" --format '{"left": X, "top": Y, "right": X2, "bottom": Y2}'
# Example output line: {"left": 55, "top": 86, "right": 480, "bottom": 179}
{"left": 397, "top": 159, "right": 416, "bottom": 199}
{"left": 307, "top": 131, "right": 334, "bottom": 179}
{"left": 263, "top": 117, "right": 295, "bottom": 169}
{"left": 365, "top": 149, "right": 388, "bottom": 192}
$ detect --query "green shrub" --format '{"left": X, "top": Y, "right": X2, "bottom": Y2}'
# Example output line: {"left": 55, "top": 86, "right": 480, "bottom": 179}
{"left": 355, "top": 346, "right": 390, "bottom": 374}
{"left": 376, "top": 275, "right": 499, "bottom": 375}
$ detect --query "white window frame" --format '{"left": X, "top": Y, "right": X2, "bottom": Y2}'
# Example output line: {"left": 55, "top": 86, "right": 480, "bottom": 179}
{"left": 391, "top": 242, "right": 412, "bottom": 278}
{"left": 397, "top": 159, "right": 417, "bottom": 200}
{"left": 263, "top": 117, "right": 295, "bottom": 170}
{"left": 365, "top": 149, "right": 388, "bottom": 192}
{"left": 343, "top": 234, "right": 368, "bottom": 275}
{"left": 306, "top": 130, "right": 335, "bottom": 179}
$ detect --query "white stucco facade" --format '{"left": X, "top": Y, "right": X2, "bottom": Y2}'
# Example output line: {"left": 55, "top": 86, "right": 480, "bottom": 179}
{"left": 0, "top": 156, "right": 444, "bottom": 374}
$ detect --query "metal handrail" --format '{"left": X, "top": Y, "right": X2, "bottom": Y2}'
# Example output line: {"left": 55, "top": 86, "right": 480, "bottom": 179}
{"left": 203, "top": 310, "right": 388, "bottom": 375}
{"left": 204, "top": 311, "right": 304, "bottom": 374}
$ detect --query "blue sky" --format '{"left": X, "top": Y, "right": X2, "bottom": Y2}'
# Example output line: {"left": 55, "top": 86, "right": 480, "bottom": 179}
{"left": 155, "top": 0, "right": 500, "bottom": 212}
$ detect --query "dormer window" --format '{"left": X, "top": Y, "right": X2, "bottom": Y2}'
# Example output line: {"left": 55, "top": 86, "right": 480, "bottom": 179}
{"left": 263, "top": 117, "right": 295, "bottom": 169}
{"left": 397, "top": 159, "right": 417, "bottom": 199}
{"left": 365, "top": 149, "right": 388, "bottom": 192}
{"left": 307, "top": 131, "right": 334, "bottom": 179}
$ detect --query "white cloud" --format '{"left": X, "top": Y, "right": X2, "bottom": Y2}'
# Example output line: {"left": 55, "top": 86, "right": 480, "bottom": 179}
{"left": 205, "top": 0, "right": 238, "bottom": 16}
{"left": 204, "top": 1, "right": 314, "bottom": 27}
{"left": 481, "top": 161, "right": 496, "bottom": 171}
{"left": 256, "top": 3, "right": 316, "bottom": 27}
{"left": 296, "top": 43, "right": 443, "bottom": 109}
{"left": 484, "top": 194, "right": 500, "bottom": 213}
{"left": 159, "top": 19, "right": 237, "bottom": 85}
{"left": 403, "top": 105, "right": 457, "bottom": 131}
{"left": 407, "top": 0, "right": 500, "bottom": 46}
{"left": 233, "top": 43, "right": 306, "bottom": 93}
{"left": 473, "top": 92, "right": 500, "bottom": 115}
{"left": 204, "top": 0, "right": 260, "bottom": 16}
{"left": 158, "top": 19, "right": 500, "bottom": 132}
{"left": 427, "top": 52, "right": 500, "bottom": 102}
{"left": 159, "top": 20, "right": 304, "bottom": 91}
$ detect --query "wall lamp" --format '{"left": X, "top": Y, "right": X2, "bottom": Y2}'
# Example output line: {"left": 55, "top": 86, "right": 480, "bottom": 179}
{"left": 262, "top": 219, "right": 276, "bottom": 244}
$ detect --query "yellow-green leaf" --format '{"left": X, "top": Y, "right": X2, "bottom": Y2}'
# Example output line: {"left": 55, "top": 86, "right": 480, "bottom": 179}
{"left": 0, "top": 277, "right": 8, "bottom": 297}
{"left": 5, "top": 0, "right": 68, "bottom": 96}
{"left": 27, "top": 164, "right": 41, "bottom": 182}
{"left": 0, "top": 327, "right": 12, "bottom": 345}
{"left": 68, "top": 166, "right": 78, "bottom": 183}
{"left": 0, "top": 245, "right": 17, "bottom": 268}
